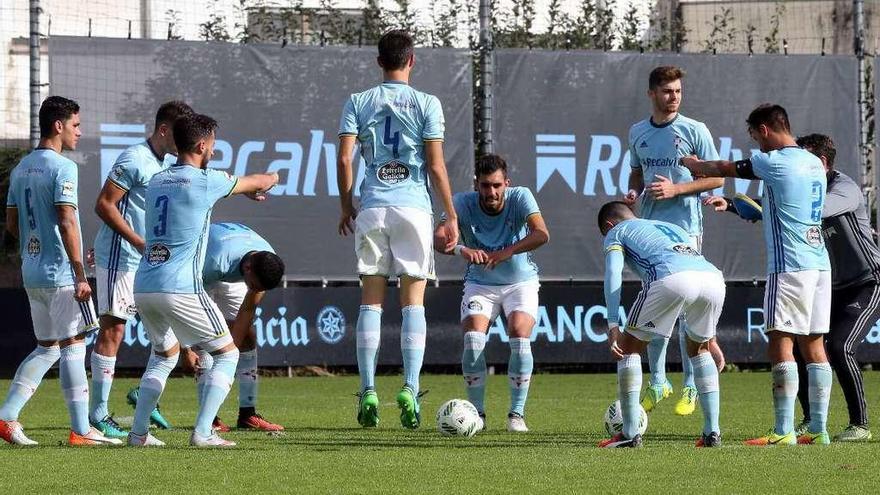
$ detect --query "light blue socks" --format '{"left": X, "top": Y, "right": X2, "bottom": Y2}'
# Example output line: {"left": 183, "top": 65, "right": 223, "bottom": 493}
{"left": 807, "top": 362, "right": 832, "bottom": 434}
{"left": 618, "top": 353, "right": 643, "bottom": 439}
{"left": 647, "top": 337, "right": 668, "bottom": 387}
{"left": 772, "top": 361, "right": 798, "bottom": 435}
{"left": 0, "top": 345, "right": 60, "bottom": 421}
{"left": 237, "top": 350, "right": 258, "bottom": 408}
{"left": 691, "top": 351, "right": 720, "bottom": 435}
{"left": 462, "top": 331, "right": 487, "bottom": 414}
{"left": 679, "top": 323, "right": 696, "bottom": 389}
{"left": 132, "top": 351, "right": 178, "bottom": 436}
{"left": 194, "top": 349, "right": 239, "bottom": 437}
{"left": 508, "top": 338, "right": 533, "bottom": 416}
{"left": 59, "top": 343, "right": 90, "bottom": 435}
{"left": 356, "top": 305, "right": 381, "bottom": 392}
{"left": 89, "top": 352, "right": 116, "bottom": 422}
{"left": 401, "top": 305, "right": 426, "bottom": 395}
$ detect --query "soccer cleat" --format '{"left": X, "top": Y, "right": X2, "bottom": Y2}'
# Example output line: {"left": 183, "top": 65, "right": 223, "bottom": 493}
{"left": 127, "top": 431, "right": 165, "bottom": 447}
{"left": 696, "top": 431, "right": 722, "bottom": 447}
{"left": 797, "top": 430, "right": 831, "bottom": 445}
{"left": 356, "top": 389, "right": 380, "bottom": 428}
{"left": 396, "top": 385, "right": 422, "bottom": 430}
{"left": 69, "top": 427, "right": 123, "bottom": 446}
{"left": 835, "top": 425, "right": 873, "bottom": 442}
{"left": 90, "top": 415, "right": 127, "bottom": 439}
{"left": 126, "top": 387, "right": 171, "bottom": 430}
{"left": 674, "top": 386, "right": 698, "bottom": 416}
{"left": 794, "top": 419, "right": 810, "bottom": 436}
{"left": 507, "top": 412, "right": 529, "bottom": 432}
{"left": 190, "top": 431, "right": 235, "bottom": 448}
{"left": 744, "top": 430, "right": 796, "bottom": 446}
{"left": 237, "top": 413, "right": 284, "bottom": 432}
{"left": 641, "top": 380, "right": 673, "bottom": 412}
{"left": 0, "top": 420, "right": 38, "bottom": 446}
{"left": 212, "top": 417, "right": 231, "bottom": 433}
{"left": 598, "top": 433, "right": 643, "bottom": 448}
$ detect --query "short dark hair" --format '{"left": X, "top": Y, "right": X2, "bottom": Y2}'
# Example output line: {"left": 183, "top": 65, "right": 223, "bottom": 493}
{"left": 39, "top": 96, "right": 80, "bottom": 137}
{"left": 649, "top": 66, "right": 685, "bottom": 90}
{"left": 378, "top": 30, "right": 414, "bottom": 70}
{"left": 747, "top": 103, "right": 790, "bottom": 133}
{"left": 250, "top": 251, "right": 285, "bottom": 291}
{"left": 155, "top": 100, "right": 193, "bottom": 129}
{"left": 474, "top": 154, "right": 508, "bottom": 179}
{"left": 597, "top": 201, "right": 633, "bottom": 231}
{"left": 797, "top": 133, "right": 836, "bottom": 170}
{"left": 173, "top": 113, "right": 218, "bottom": 153}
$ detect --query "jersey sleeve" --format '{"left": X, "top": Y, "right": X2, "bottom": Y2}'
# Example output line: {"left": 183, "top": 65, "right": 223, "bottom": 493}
{"left": 694, "top": 123, "right": 720, "bottom": 161}
{"left": 737, "top": 151, "right": 774, "bottom": 182}
{"left": 54, "top": 162, "right": 78, "bottom": 207}
{"left": 107, "top": 149, "right": 137, "bottom": 190}
{"left": 205, "top": 169, "right": 238, "bottom": 203}
{"left": 338, "top": 97, "right": 358, "bottom": 137}
{"left": 627, "top": 129, "right": 642, "bottom": 170}
{"left": 823, "top": 174, "right": 860, "bottom": 218}
{"left": 604, "top": 227, "right": 624, "bottom": 254}
{"left": 515, "top": 188, "right": 541, "bottom": 220}
{"left": 604, "top": 248, "right": 625, "bottom": 326}
{"left": 422, "top": 96, "right": 445, "bottom": 142}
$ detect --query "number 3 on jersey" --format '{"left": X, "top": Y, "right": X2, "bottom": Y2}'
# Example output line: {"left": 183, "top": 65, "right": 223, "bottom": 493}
{"left": 383, "top": 116, "right": 400, "bottom": 158}
{"left": 153, "top": 195, "right": 169, "bottom": 236}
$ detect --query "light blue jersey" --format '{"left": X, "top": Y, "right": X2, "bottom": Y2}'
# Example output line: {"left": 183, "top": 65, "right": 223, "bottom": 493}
{"left": 747, "top": 146, "right": 830, "bottom": 273}
{"left": 95, "top": 141, "right": 169, "bottom": 272}
{"left": 202, "top": 223, "right": 274, "bottom": 286}
{"left": 454, "top": 187, "right": 540, "bottom": 286}
{"left": 133, "top": 164, "right": 238, "bottom": 294}
{"left": 604, "top": 219, "right": 720, "bottom": 284}
{"left": 6, "top": 149, "right": 82, "bottom": 288}
{"left": 629, "top": 114, "right": 719, "bottom": 235}
{"left": 338, "top": 81, "right": 444, "bottom": 213}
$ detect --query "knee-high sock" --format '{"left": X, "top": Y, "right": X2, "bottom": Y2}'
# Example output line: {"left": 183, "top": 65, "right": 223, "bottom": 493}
{"left": 132, "top": 352, "right": 178, "bottom": 436}
{"left": 401, "top": 305, "right": 426, "bottom": 395}
{"left": 772, "top": 361, "right": 798, "bottom": 436}
{"left": 462, "top": 331, "right": 487, "bottom": 414}
{"left": 691, "top": 352, "right": 720, "bottom": 435}
{"left": 59, "top": 343, "right": 90, "bottom": 435}
{"left": 678, "top": 322, "right": 695, "bottom": 389}
{"left": 356, "top": 305, "right": 381, "bottom": 392}
{"left": 0, "top": 345, "right": 60, "bottom": 421}
{"left": 646, "top": 337, "right": 668, "bottom": 387}
{"left": 237, "top": 349, "right": 258, "bottom": 409}
{"left": 618, "top": 354, "right": 643, "bottom": 439}
{"left": 195, "top": 350, "right": 214, "bottom": 407}
{"left": 194, "top": 349, "right": 239, "bottom": 437}
{"left": 508, "top": 338, "right": 533, "bottom": 416}
{"left": 807, "top": 362, "right": 833, "bottom": 434}
{"left": 89, "top": 352, "right": 116, "bottom": 422}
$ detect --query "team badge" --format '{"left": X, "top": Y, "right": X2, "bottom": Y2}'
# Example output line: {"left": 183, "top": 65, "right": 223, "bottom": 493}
{"left": 26, "top": 235, "right": 41, "bottom": 258}
{"left": 61, "top": 180, "right": 75, "bottom": 197}
{"left": 805, "top": 227, "right": 822, "bottom": 247}
{"left": 316, "top": 305, "right": 346, "bottom": 344}
{"left": 466, "top": 300, "right": 484, "bottom": 312}
{"left": 377, "top": 161, "right": 410, "bottom": 185}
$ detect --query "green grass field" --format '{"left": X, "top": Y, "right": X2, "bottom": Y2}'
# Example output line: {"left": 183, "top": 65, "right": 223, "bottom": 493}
{"left": 0, "top": 372, "right": 878, "bottom": 494}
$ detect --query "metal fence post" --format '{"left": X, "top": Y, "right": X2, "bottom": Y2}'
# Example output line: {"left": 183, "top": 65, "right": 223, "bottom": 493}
{"left": 29, "top": 0, "right": 41, "bottom": 149}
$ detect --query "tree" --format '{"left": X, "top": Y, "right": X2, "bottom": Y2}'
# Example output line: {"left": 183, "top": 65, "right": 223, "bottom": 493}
{"left": 199, "top": 0, "right": 231, "bottom": 42}
{"left": 618, "top": 1, "right": 642, "bottom": 51}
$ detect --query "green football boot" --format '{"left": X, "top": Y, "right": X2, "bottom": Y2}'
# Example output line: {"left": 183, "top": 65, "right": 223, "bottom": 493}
{"left": 357, "top": 389, "right": 380, "bottom": 428}
{"left": 126, "top": 387, "right": 171, "bottom": 430}
{"left": 396, "top": 385, "right": 422, "bottom": 430}
{"left": 90, "top": 414, "right": 127, "bottom": 438}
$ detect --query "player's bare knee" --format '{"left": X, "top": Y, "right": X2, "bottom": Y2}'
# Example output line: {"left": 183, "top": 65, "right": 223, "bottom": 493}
{"left": 685, "top": 338, "right": 709, "bottom": 357}
{"left": 506, "top": 312, "right": 535, "bottom": 339}
{"left": 462, "top": 315, "right": 490, "bottom": 333}
{"left": 796, "top": 334, "right": 829, "bottom": 363}
{"left": 620, "top": 332, "right": 648, "bottom": 355}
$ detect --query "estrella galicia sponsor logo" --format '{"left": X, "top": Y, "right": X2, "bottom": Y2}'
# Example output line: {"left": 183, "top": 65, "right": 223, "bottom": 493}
{"left": 146, "top": 244, "right": 171, "bottom": 266}
{"left": 377, "top": 161, "right": 410, "bottom": 184}
{"left": 26, "top": 235, "right": 40, "bottom": 258}
{"left": 316, "top": 305, "right": 346, "bottom": 344}
{"left": 672, "top": 244, "right": 699, "bottom": 256}
{"left": 806, "top": 226, "right": 822, "bottom": 247}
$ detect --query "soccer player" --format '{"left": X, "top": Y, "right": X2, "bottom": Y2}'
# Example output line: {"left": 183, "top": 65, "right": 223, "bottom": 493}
{"left": 197, "top": 222, "right": 286, "bottom": 432}
{"left": 434, "top": 154, "right": 549, "bottom": 432}
{"left": 597, "top": 202, "right": 725, "bottom": 448}
{"left": 624, "top": 66, "right": 725, "bottom": 416}
{"left": 0, "top": 96, "right": 119, "bottom": 446}
{"left": 337, "top": 29, "right": 458, "bottom": 429}
{"left": 705, "top": 133, "right": 878, "bottom": 442}
{"left": 682, "top": 104, "right": 832, "bottom": 446}
{"left": 90, "top": 101, "right": 193, "bottom": 437}
{"left": 127, "top": 113, "right": 279, "bottom": 447}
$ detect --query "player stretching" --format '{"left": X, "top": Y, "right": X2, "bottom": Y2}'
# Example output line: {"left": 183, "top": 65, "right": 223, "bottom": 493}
{"left": 90, "top": 101, "right": 192, "bottom": 437}
{"left": 127, "top": 114, "right": 278, "bottom": 447}
{"left": 598, "top": 202, "right": 725, "bottom": 448}
{"left": 683, "top": 104, "right": 832, "bottom": 446}
{"left": 198, "top": 222, "right": 286, "bottom": 432}
{"left": 0, "top": 96, "right": 118, "bottom": 446}
{"left": 337, "top": 30, "right": 458, "bottom": 429}
{"left": 435, "top": 154, "right": 549, "bottom": 432}
{"left": 624, "top": 66, "right": 725, "bottom": 416}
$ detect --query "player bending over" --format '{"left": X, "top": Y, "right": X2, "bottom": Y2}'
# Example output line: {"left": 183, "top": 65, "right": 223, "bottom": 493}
{"left": 337, "top": 30, "right": 458, "bottom": 429}
{"left": 598, "top": 202, "right": 725, "bottom": 448}
{"left": 434, "top": 154, "right": 549, "bottom": 432}
{"left": 682, "top": 104, "right": 832, "bottom": 446}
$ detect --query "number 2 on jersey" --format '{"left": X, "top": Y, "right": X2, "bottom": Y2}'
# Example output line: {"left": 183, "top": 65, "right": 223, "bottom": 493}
{"left": 153, "top": 195, "right": 169, "bottom": 236}
{"left": 383, "top": 116, "right": 400, "bottom": 158}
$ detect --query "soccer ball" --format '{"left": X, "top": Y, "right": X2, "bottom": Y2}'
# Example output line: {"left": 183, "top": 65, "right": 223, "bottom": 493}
{"left": 436, "top": 399, "right": 481, "bottom": 437}
{"left": 604, "top": 400, "right": 648, "bottom": 436}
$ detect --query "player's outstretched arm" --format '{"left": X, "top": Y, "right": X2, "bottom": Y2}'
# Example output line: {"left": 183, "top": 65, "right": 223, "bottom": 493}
{"left": 57, "top": 204, "right": 91, "bottom": 302}
{"left": 433, "top": 221, "right": 489, "bottom": 264}
{"left": 95, "top": 180, "right": 146, "bottom": 253}
{"left": 485, "top": 213, "right": 550, "bottom": 269}
{"left": 603, "top": 248, "right": 625, "bottom": 360}
{"left": 337, "top": 135, "right": 357, "bottom": 236}
{"left": 679, "top": 156, "right": 737, "bottom": 178}
{"left": 231, "top": 172, "right": 280, "bottom": 200}
{"left": 425, "top": 141, "right": 458, "bottom": 250}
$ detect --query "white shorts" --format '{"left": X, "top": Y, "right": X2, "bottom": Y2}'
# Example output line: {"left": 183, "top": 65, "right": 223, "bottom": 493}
{"left": 26, "top": 286, "right": 98, "bottom": 341}
{"left": 96, "top": 267, "right": 137, "bottom": 320}
{"left": 626, "top": 271, "right": 726, "bottom": 343}
{"left": 764, "top": 270, "right": 831, "bottom": 335}
{"left": 205, "top": 281, "right": 246, "bottom": 322}
{"left": 460, "top": 280, "right": 540, "bottom": 322}
{"left": 355, "top": 206, "right": 435, "bottom": 280}
{"left": 134, "top": 292, "right": 232, "bottom": 353}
